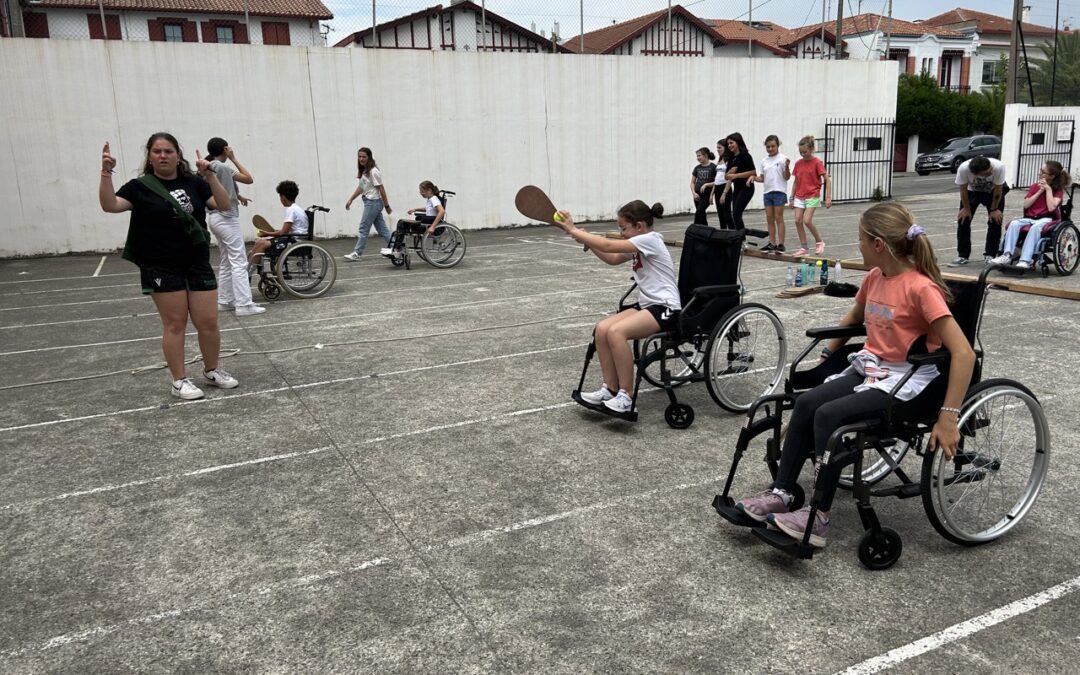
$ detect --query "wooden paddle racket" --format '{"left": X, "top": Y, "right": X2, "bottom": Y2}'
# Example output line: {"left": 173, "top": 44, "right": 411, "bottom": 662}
{"left": 252, "top": 214, "right": 274, "bottom": 235}
{"left": 515, "top": 185, "right": 561, "bottom": 226}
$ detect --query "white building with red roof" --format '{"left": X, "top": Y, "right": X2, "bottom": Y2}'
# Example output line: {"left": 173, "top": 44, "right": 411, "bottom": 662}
{"left": 1, "top": 0, "right": 331, "bottom": 45}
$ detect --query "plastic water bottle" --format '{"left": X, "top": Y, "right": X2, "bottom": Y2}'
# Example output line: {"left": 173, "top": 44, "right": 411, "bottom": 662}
{"left": 820, "top": 259, "right": 829, "bottom": 286}
{"left": 786, "top": 266, "right": 794, "bottom": 288}
{"left": 814, "top": 260, "right": 822, "bottom": 285}
{"left": 794, "top": 265, "right": 803, "bottom": 287}
{"left": 834, "top": 260, "right": 843, "bottom": 282}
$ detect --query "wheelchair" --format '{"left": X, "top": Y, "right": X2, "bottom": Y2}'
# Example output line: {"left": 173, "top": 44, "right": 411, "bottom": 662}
{"left": 384, "top": 190, "right": 467, "bottom": 270}
{"left": 255, "top": 205, "right": 338, "bottom": 301}
{"left": 571, "top": 224, "right": 787, "bottom": 429}
{"left": 713, "top": 266, "right": 1050, "bottom": 570}
{"left": 997, "top": 184, "right": 1079, "bottom": 276}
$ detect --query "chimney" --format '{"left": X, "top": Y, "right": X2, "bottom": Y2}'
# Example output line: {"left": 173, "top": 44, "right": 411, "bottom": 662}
{"left": 1022, "top": 5, "right": 1031, "bottom": 23}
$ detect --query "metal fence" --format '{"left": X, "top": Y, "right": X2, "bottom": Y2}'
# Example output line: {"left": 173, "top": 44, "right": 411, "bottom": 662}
{"left": 822, "top": 118, "right": 896, "bottom": 203}
{"left": 1015, "top": 116, "right": 1074, "bottom": 189}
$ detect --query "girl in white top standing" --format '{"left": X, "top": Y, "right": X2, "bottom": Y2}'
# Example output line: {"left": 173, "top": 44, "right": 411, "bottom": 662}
{"left": 344, "top": 147, "right": 393, "bottom": 261}
{"left": 709, "top": 138, "right": 734, "bottom": 229}
{"left": 553, "top": 200, "right": 680, "bottom": 415}
{"left": 750, "top": 135, "right": 791, "bottom": 253}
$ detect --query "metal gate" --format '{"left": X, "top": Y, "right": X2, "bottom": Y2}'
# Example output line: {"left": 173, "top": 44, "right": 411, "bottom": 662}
{"left": 822, "top": 118, "right": 897, "bottom": 203}
{"left": 1016, "top": 116, "right": 1074, "bottom": 188}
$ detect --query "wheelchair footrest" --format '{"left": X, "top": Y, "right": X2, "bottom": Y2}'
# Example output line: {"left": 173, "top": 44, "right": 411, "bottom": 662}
{"left": 751, "top": 527, "right": 817, "bottom": 559}
{"left": 712, "top": 494, "right": 767, "bottom": 528}
{"left": 570, "top": 390, "right": 639, "bottom": 422}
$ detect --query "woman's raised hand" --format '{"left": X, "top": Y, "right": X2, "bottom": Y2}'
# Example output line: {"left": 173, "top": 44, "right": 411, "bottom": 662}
{"left": 101, "top": 142, "right": 116, "bottom": 174}
{"left": 194, "top": 149, "right": 212, "bottom": 176}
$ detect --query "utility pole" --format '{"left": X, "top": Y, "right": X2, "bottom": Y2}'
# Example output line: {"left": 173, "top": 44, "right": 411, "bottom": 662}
{"left": 1052, "top": 0, "right": 1061, "bottom": 104}
{"left": 1007, "top": 0, "right": 1022, "bottom": 103}
{"left": 481, "top": 0, "right": 486, "bottom": 51}
{"left": 884, "top": 0, "right": 892, "bottom": 60}
{"left": 820, "top": 0, "right": 827, "bottom": 59}
{"left": 580, "top": 0, "right": 584, "bottom": 54}
{"left": 371, "top": 0, "right": 376, "bottom": 46}
{"left": 668, "top": 0, "right": 673, "bottom": 56}
{"left": 748, "top": 0, "right": 753, "bottom": 57}
{"left": 835, "top": 0, "right": 844, "bottom": 59}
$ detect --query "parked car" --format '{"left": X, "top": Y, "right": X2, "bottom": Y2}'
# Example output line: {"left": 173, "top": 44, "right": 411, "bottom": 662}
{"left": 915, "top": 135, "right": 1002, "bottom": 175}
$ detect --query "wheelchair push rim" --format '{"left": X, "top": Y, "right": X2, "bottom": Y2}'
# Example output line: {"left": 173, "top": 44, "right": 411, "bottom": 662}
{"left": 420, "top": 224, "right": 467, "bottom": 268}
{"left": 1053, "top": 222, "right": 1079, "bottom": 275}
{"left": 704, "top": 304, "right": 787, "bottom": 414}
{"left": 921, "top": 379, "right": 1050, "bottom": 545}
{"left": 274, "top": 242, "right": 338, "bottom": 299}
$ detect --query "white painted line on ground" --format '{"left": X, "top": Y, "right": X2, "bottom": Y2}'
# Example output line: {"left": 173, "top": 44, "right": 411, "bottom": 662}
{"left": 0, "top": 472, "right": 720, "bottom": 659}
{"left": 0, "top": 343, "right": 587, "bottom": 433}
{"left": 91, "top": 256, "right": 107, "bottom": 277}
{"left": 835, "top": 574, "right": 1080, "bottom": 675}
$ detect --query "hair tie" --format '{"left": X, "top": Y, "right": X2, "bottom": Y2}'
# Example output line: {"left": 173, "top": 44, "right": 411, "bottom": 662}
{"left": 906, "top": 224, "right": 925, "bottom": 240}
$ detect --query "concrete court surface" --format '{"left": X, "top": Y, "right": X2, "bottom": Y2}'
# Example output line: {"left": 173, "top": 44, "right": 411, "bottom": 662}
{"left": 1, "top": 190, "right": 1079, "bottom": 674}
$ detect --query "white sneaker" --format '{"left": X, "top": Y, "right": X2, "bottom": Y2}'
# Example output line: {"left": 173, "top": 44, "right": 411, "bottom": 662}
{"left": 579, "top": 384, "right": 614, "bottom": 405}
{"left": 946, "top": 257, "right": 969, "bottom": 267}
{"left": 218, "top": 302, "right": 235, "bottom": 312}
{"left": 343, "top": 252, "right": 361, "bottom": 261}
{"left": 172, "top": 378, "right": 205, "bottom": 400}
{"left": 203, "top": 367, "right": 239, "bottom": 389}
{"left": 379, "top": 247, "right": 394, "bottom": 256}
{"left": 989, "top": 254, "right": 1012, "bottom": 266}
{"left": 1016, "top": 260, "right": 1031, "bottom": 269}
{"left": 235, "top": 303, "right": 266, "bottom": 316}
{"left": 603, "top": 390, "right": 634, "bottom": 414}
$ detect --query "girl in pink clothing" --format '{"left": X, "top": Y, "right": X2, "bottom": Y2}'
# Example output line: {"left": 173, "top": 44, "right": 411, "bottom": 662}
{"left": 732, "top": 202, "right": 975, "bottom": 548}
{"left": 789, "top": 135, "right": 831, "bottom": 256}
{"left": 990, "top": 160, "right": 1071, "bottom": 269}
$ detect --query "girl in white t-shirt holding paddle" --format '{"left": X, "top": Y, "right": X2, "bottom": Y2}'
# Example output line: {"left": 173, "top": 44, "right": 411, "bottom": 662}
{"left": 552, "top": 200, "right": 680, "bottom": 415}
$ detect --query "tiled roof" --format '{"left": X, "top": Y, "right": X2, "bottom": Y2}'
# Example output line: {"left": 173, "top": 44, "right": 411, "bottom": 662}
{"left": 774, "top": 24, "right": 842, "bottom": 49}
{"left": 25, "top": 0, "right": 332, "bottom": 19}
{"left": 562, "top": 5, "right": 725, "bottom": 54}
{"left": 707, "top": 19, "right": 793, "bottom": 56}
{"left": 798, "top": 13, "right": 965, "bottom": 39}
{"left": 923, "top": 8, "right": 1056, "bottom": 37}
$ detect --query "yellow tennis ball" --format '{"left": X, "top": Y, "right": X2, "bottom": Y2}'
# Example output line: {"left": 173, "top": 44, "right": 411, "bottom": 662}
{"left": 553, "top": 211, "right": 564, "bottom": 223}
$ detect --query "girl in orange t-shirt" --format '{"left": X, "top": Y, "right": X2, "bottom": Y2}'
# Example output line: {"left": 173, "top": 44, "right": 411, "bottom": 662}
{"left": 733, "top": 202, "right": 975, "bottom": 548}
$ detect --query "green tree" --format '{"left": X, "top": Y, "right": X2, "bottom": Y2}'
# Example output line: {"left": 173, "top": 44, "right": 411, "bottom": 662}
{"left": 1019, "top": 30, "right": 1080, "bottom": 105}
{"left": 897, "top": 72, "right": 988, "bottom": 143}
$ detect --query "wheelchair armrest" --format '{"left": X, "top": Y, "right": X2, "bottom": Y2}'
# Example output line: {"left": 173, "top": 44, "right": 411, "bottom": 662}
{"left": 907, "top": 350, "right": 949, "bottom": 368}
{"left": 690, "top": 284, "right": 740, "bottom": 300}
{"left": 805, "top": 325, "right": 867, "bottom": 340}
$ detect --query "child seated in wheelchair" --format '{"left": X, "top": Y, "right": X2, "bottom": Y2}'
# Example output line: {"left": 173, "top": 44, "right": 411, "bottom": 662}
{"left": 733, "top": 202, "right": 975, "bottom": 547}
{"left": 552, "top": 200, "right": 680, "bottom": 415}
{"left": 380, "top": 180, "right": 444, "bottom": 256}
{"left": 989, "top": 160, "right": 1070, "bottom": 269}
{"left": 249, "top": 180, "right": 309, "bottom": 270}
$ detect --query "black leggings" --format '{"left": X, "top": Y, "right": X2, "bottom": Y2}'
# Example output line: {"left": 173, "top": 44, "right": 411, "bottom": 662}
{"left": 714, "top": 186, "right": 734, "bottom": 229}
{"left": 693, "top": 191, "right": 712, "bottom": 226}
{"left": 729, "top": 185, "right": 754, "bottom": 230}
{"left": 389, "top": 216, "right": 434, "bottom": 248}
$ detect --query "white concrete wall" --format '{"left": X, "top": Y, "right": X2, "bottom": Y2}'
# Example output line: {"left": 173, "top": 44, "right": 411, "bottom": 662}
{"left": 1002, "top": 103, "right": 1080, "bottom": 187}
{"left": 0, "top": 39, "right": 897, "bottom": 257}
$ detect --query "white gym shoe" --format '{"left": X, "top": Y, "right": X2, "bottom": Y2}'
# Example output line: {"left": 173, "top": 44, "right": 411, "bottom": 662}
{"left": 203, "top": 367, "right": 239, "bottom": 389}
{"left": 379, "top": 247, "right": 394, "bottom": 256}
{"left": 989, "top": 254, "right": 1012, "bottom": 266}
{"left": 218, "top": 302, "right": 235, "bottom": 312}
{"left": 343, "top": 252, "right": 361, "bottom": 261}
{"left": 579, "top": 384, "right": 614, "bottom": 405}
{"left": 235, "top": 303, "right": 266, "bottom": 316}
{"left": 1016, "top": 260, "right": 1031, "bottom": 269}
{"left": 603, "top": 390, "right": 634, "bottom": 414}
{"left": 172, "top": 378, "right": 205, "bottom": 400}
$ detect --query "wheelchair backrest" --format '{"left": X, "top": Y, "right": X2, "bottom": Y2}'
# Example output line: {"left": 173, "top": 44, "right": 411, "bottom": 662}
{"left": 944, "top": 277, "right": 986, "bottom": 347}
{"left": 303, "top": 205, "right": 329, "bottom": 241}
{"left": 1060, "top": 184, "right": 1076, "bottom": 221}
{"left": 676, "top": 225, "right": 743, "bottom": 304}
{"left": 438, "top": 190, "right": 455, "bottom": 212}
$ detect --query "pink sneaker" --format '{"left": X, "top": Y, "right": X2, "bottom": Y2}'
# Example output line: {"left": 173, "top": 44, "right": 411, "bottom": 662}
{"left": 792, "top": 247, "right": 809, "bottom": 257}
{"left": 735, "top": 489, "right": 791, "bottom": 522}
{"left": 768, "top": 506, "right": 829, "bottom": 547}
{"left": 814, "top": 241, "right": 826, "bottom": 255}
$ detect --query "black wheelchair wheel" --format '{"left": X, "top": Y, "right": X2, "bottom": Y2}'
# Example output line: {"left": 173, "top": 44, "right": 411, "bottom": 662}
{"left": 258, "top": 278, "right": 281, "bottom": 301}
{"left": 1053, "top": 222, "right": 1079, "bottom": 275}
{"left": 857, "top": 527, "right": 903, "bottom": 570}
{"left": 403, "top": 248, "right": 411, "bottom": 270}
{"left": 639, "top": 337, "right": 704, "bottom": 388}
{"left": 274, "top": 242, "right": 337, "bottom": 299}
{"left": 421, "top": 223, "right": 467, "bottom": 268}
{"left": 921, "top": 378, "right": 1050, "bottom": 546}
{"left": 664, "top": 403, "right": 694, "bottom": 429}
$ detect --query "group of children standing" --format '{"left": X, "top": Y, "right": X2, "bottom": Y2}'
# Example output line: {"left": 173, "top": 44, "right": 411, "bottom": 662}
{"left": 692, "top": 134, "right": 833, "bottom": 257}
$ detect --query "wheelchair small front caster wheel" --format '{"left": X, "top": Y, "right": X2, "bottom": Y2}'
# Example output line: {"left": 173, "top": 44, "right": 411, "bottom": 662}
{"left": 259, "top": 279, "right": 281, "bottom": 301}
{"left": 857, "top": 527, "right": 903, "bottom": 570}
{"left": 390, "top": 253, "right": 405, "bottom": 268}
{"left": 664, "top": 403, "right": 694, "bottom": 429}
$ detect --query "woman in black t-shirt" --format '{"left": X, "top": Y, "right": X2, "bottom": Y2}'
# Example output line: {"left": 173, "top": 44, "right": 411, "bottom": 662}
{"left": 690, "top": 147, "right": 717, "bottom": 226}
{"left": 100, "top": 132, "right": 239, "bottom": 401}
{"left": 724, "top": 132, "right": 756, "bottom": 230}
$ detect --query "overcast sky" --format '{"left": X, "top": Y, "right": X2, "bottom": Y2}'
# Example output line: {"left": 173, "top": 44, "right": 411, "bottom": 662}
{"left": 322, "top": 0, "right": 1077, "bottom": 37}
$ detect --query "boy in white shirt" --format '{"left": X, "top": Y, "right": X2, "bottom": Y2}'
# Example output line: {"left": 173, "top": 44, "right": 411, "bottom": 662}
{"left": 249, "top": 180, "right": 309, "bottom": 270}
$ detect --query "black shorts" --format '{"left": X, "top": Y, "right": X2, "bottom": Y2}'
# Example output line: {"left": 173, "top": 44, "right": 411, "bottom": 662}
{"left": 139, "top": 260, "right": 217, "bottom": 295}
{"left": 639, "top": 304, "right": 679, "bottom": 331}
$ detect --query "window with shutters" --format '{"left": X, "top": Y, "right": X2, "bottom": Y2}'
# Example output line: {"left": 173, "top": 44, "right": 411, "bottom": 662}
{"left": 87, "top": 14, "right": 122, "bottom": 40}
{"left": 164, "top": 23, "right": 183, "bottom": 42}
{"left": 261, "top": 21, "right": 290, "bottom": 45}
{"left": 216, "top": 25, "right": 234, "bottom": 43}
{"left": 23, "top": 12, "right": 49, "bottom": 38}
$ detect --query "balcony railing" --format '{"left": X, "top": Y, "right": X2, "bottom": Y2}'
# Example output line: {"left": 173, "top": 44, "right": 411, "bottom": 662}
{"left": 940, "top": 84, "right": 972, "bottom": 95}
